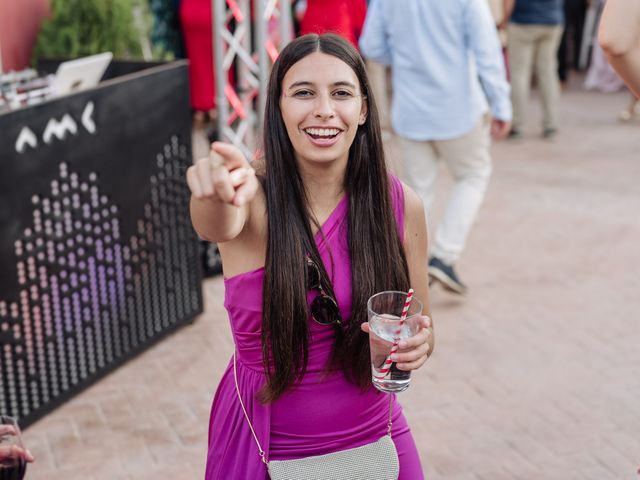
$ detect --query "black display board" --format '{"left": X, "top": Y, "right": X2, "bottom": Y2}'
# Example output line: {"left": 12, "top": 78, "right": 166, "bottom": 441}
{"left": 0, "top": 60, "right": 203, "bottom": 427}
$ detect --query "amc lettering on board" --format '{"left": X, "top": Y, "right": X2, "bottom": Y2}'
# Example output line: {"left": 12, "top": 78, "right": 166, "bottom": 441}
{"left": 14, "top": 101, "right": 97, "bottom": 154}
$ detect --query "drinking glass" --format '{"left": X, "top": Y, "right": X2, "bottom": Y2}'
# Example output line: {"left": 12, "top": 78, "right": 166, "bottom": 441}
{"left": 0, "top": 416, "right": 28, "bottom": 480}
{"left": 367, "top": 291, "right": 423, "bottom": 393}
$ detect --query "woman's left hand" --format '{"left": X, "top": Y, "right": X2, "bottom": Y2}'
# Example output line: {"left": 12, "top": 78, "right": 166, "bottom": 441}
{"left": 361, "top": 315, "right": 434, "bottom": 371}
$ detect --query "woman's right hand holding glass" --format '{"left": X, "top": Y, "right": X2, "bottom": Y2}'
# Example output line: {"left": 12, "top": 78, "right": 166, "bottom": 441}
{"left": 186, "top": 141, "right": 258, "bottom": 207}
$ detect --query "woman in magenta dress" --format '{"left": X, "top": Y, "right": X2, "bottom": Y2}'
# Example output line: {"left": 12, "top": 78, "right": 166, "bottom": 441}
{"left": 187, "top": 34, "right": 434, "bottom": 479}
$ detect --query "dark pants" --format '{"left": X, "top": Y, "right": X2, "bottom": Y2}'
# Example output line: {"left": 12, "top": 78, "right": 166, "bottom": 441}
{"left": 558, "top": 0, "right": 587, "bottom": 81}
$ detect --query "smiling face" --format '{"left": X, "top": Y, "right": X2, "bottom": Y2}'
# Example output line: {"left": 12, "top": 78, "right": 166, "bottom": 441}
{"left": 279, "top": 51, "right": 367, "bottom": 169}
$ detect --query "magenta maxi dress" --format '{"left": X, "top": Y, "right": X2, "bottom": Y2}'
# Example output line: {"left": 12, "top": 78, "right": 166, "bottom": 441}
{"left": 205, "top": 176, "right": 424, "bottom": 479}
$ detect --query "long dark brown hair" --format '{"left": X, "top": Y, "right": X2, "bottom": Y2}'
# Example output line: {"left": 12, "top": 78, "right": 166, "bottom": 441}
{"left": 260, "top": 34, "right": 409, "bottom": 402}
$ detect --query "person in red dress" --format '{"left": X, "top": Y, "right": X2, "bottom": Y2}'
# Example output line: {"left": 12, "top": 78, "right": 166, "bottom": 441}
{"left": 299, "top": 0, "right": 367, "bottom": 48}
{"left": 180, "top": 0, "right": 216, "bottom": 115}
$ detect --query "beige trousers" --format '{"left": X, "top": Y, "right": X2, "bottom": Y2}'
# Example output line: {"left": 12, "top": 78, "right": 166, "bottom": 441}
{"left": 507, "top": 23, "right": 564, "bottom": 132}
{"left": 397, "top": 117, "right": 492, "bottom": 264}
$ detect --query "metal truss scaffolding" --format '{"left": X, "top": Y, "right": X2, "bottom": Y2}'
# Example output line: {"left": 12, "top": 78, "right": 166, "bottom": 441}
{"left": 212, "top": 0, "right": 292, "bottom": 160}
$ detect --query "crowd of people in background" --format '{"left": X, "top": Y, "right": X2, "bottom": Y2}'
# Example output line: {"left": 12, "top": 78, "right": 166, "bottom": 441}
{"left": 168, "top": 0, "right": 638, "bottom": 122}
{"left": 147, "top": 0, "right": 638, "bottom": 293}
{"left": 157, "top": 0, "right": 638, "bottom": 129}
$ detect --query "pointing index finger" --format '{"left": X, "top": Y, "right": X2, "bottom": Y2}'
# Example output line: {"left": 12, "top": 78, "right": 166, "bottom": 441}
{"left": 209, "top": 149, "right": 224, "bottom": 169}
{"left": 210, "top": 141, "right": 248, "bottom": 170}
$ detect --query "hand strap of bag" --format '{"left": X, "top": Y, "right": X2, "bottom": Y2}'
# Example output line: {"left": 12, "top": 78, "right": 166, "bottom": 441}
{"left": 233, "top": 350, "right": 394, "bottom": 465}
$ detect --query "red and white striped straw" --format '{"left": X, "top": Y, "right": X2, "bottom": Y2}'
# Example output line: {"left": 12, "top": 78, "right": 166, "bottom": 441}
{"left": 373, "top": 288, "right": 414, "bottom": 380}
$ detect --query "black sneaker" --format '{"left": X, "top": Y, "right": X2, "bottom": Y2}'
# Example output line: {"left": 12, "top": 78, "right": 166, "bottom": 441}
{"left": 542, "top": 128, "right": 557, "bottom": 139}
{"left": 428, "top": 257, "right": 467, "bottom": 295}
{"left": 508, "top": 128, "right": 522, "bottom": 139}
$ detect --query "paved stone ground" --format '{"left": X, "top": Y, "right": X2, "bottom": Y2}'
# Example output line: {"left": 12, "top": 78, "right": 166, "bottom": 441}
{"left": 20, "top": 80, "right": 640, "bottom": 479}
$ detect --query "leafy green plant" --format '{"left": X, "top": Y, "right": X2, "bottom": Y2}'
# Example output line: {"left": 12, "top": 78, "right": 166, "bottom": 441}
{"left": 33, "top": 0, "right": 147, "bottom": 61}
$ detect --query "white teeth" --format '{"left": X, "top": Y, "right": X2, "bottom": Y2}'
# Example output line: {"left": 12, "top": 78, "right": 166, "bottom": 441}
{"left": 305, "top": 128, "right": 340, "bottom": 137}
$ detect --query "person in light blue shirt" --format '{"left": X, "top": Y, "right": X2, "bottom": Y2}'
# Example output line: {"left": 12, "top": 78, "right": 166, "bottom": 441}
{"left": 360, "top": 0, "right": 512, "bottom": 294}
